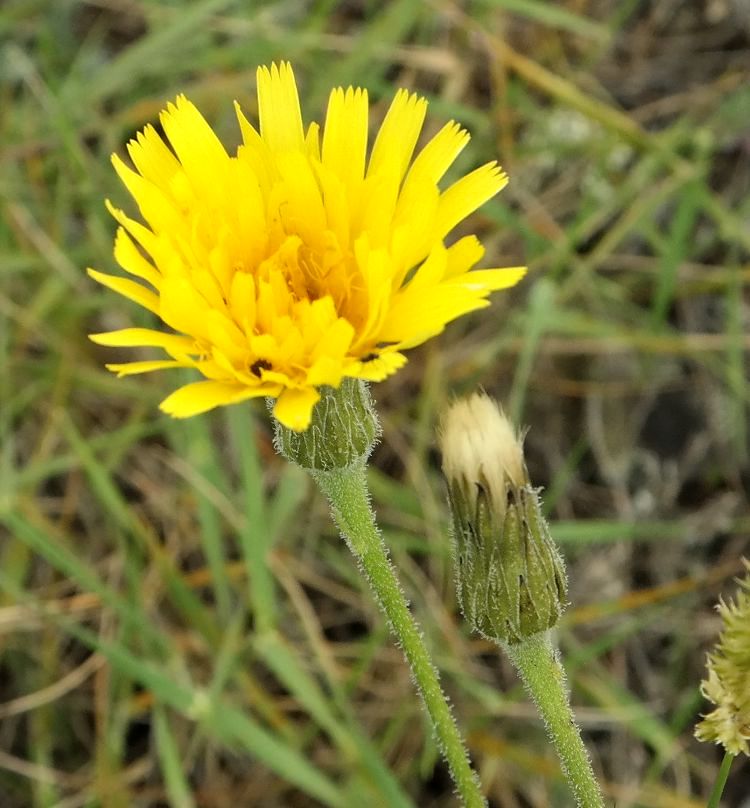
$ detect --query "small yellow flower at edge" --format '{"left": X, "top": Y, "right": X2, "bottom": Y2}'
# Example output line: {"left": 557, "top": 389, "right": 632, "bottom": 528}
{"left": 695, "top": 561, "right": 750, "bottom": 756}
{"left": 89, "top": 62, "right": 526, "bottom": 431}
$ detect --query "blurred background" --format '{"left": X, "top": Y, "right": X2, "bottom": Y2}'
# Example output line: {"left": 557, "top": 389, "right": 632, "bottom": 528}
{"left": 2, "top": 1, "right": 749, "bottom": 805}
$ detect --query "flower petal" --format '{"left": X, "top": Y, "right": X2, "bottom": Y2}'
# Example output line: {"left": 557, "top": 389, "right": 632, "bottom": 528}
{"left": 89, "top": 327, "right": 197, "bottom": 355}
{"left": 160, "top": 95, "right": 230, "bottom": 197}
{"left": 322, "top": 87, "right": 368, "bottom": 199}
{"left": 159, "top": 277, "right": 213, "bottom": 341}
{"left": 272, "top": 387, "right": 321, "bottom": 431}
{"left": 404, "top": 120, "right": 470, "bottom": 187}
{"left": 87, "top": 268, "right": 160, "bottom": 315}
{"left": 106, "top": 359, "right": 190, "bottom": 376}
{"left": 346, "top": 351, "right": 407, "bottom": 382}
{"left": 449, "top": 267, "right": 527, "bottom": 291}
{"left": 368, "top": 89, "right": 427, "bottom": 185}
{"left": 256, "top": 62, "right": 304, "bottom": 153}
{"left": 436, "top": 162, "right": 508, "bottom": 238}
{"left": 160, "top": 380, "right": 278, "bottom": 418}
{"left": 126, "top": 124, "right": 182, "bottom": 189}
{"left": 114, "top": 227, "right": 161, "bottom": 288}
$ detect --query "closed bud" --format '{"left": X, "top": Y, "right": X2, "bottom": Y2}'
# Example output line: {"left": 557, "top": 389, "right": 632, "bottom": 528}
{"left": 439, "top": 394, "right": 567, "bottom": 645}
{"left": 272, "top": 378, "right": 380, "bottom": 471}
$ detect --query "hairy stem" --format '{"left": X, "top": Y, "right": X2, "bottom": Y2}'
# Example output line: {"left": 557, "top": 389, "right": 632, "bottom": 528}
{"left": 313, "top": 461, "right": 486, "bottom": 808}
{"left": 505, "top": 632, "right": 605, "bottom": 808}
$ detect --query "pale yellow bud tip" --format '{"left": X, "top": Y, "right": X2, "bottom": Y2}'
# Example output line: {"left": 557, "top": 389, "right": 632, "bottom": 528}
{"left": 439, "top": 393, "right": 526, "bottom": 510}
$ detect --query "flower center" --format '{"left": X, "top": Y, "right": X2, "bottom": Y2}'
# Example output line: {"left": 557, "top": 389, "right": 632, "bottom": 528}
{"left": 253, "top": 229, "right": 365, "bottom": 329}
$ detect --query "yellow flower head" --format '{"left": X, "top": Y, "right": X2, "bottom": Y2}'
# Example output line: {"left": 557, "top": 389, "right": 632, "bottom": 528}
{"left": 90, "top": 62, "right": 525, "bottom": 430}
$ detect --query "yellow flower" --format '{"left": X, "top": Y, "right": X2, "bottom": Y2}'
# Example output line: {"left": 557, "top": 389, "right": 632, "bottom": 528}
{"left": 89, "top": 62, "right": 525, "bottom": 430}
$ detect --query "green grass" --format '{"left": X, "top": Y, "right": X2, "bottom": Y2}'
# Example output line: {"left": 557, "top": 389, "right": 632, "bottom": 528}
{"left": 2, "top": 1, "right": 749, "bottom": 805}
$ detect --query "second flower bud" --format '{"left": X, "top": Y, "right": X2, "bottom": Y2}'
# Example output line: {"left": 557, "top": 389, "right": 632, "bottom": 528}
{"left": 440, "top": 394, "right": 567, "bottom": 645}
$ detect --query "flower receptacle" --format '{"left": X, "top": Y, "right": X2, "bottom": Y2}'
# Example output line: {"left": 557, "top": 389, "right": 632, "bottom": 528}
{"left": 272, "top": 378, "right": 380, "bottom": 471}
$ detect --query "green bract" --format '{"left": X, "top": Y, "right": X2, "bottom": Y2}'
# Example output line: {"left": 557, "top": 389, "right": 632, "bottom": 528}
{"left": 273, "top": 378, "right": 379, "bottom": 471}
{"left": 447, "top": 472, "right": 567, "bottom": 645}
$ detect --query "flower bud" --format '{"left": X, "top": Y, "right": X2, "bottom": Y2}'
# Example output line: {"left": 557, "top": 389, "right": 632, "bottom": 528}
{"left": 695, "top": 561, "right": 750, "bottom": 756}
{"left": 272, "top": 378, "right": 380, "bottom": 471}
{"left": 439, "top": 394, "right": 567, "bottom": 645}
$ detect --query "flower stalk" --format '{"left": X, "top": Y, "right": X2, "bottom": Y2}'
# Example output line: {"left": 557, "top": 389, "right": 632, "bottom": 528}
{"left": 504, "top": 633, "right": 605, "bottom": 808}
{"left": 440, "top": 394, "right": 605, "bottom": 808}
{"left": 314, "top": 462, "right": 486, "bottom": 808}
{"left": 274, "top": 382, "right": 486, "bottom": 807}
{"left": 706, "top": 750, "right": 734, "bottom": 808}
